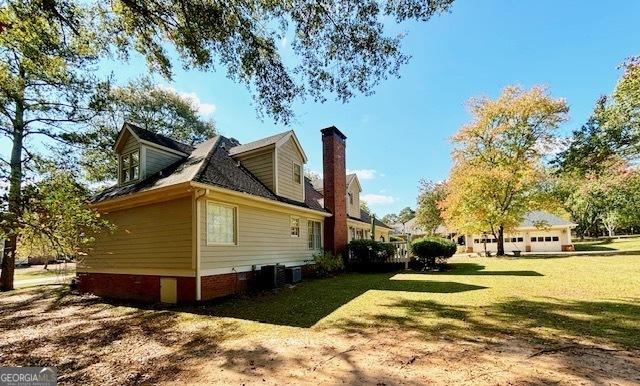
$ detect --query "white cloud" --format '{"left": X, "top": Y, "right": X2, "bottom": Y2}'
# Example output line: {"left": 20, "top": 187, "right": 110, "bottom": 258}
{"left": 361, "top": 193, "right": 395, "bottom": 205}
{"left": 347, "top": 169, "right": 377, "bottom": 180}
{"left": 157, "top": 85, "right": 217, "bottom": 116}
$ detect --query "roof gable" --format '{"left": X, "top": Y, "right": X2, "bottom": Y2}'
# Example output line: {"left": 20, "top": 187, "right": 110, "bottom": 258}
{"left": 229, "top": 130, "right": 308, "bottom": 162}
{"left": 114, "top": 122, "right": 194, "bottom": 156}
{"left": 346, "top": 173, "right": 362, "bottom": 192}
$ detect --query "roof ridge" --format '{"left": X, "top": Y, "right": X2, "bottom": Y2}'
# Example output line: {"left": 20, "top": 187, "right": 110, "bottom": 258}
{"left": 126, "top": 122, "right": 196, "bottom": 151}
{"left": 192, "top": 135, "right": 223, "bottom": 182}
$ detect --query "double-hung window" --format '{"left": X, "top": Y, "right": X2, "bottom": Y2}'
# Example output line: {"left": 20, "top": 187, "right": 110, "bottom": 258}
{"left": 308, "top": 220, "right": 322, "bottom": 250}
{"left": 121, "top": 150, "right": 140, "bottom": 183}
{"left": 206, "top": 202, "right": 237, "bottom": 245}
{"left": 290, "top": 217, "right": 300, "bottom": 237}
{"left": 293, "top": 163, "right": 302, "bottom": 184}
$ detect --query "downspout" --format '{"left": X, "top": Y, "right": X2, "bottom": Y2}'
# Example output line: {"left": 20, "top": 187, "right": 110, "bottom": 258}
{"left": 194, "top": 188, "right": 209, "bottom": 301}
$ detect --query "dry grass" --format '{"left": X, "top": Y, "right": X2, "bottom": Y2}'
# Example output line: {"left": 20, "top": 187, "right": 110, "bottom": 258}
{"left": 1, "top": 254, "right": 639, "bottom": 385}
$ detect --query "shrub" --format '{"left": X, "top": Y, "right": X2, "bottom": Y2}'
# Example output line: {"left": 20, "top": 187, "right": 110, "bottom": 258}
{"left": 347, "top": 239, "right": 400, "bottom": 272}
{"left": 410, "top": 236, "right": 456, "bottom": 270}
{"left": 313, "top": 251, "right": 344, "bottom": 277}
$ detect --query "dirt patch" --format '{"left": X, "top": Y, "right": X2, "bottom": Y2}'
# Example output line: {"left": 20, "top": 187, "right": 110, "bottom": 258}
{"left": 1, "top": 286, "right": 638, "bottom": 385}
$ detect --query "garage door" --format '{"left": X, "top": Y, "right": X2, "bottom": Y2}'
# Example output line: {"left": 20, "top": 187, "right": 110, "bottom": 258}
{"left": 530, "top": 233, "right": 562, "bottom": 252}
{"left": 503, "top": 236, "right": 526, "bottom": 253}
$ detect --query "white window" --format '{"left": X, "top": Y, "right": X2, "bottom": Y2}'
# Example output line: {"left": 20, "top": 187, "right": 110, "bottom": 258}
{"left": 308, "top": 220, "right": 322, "bottom": 250}
{"left": 121, "top": 150, "right": 140, "bottom": 183}
{"left": 350, "top": 227, "right": 355, "bottom": 240}
{"left": 348, "top": 192, "right": 353, "bottom": 205}
{"left": 293, "top": 163, "right": 302, "bottom": 184}
{"left": 290, "top": 217, "right": 300, "bottom": 237}
{"left": 206, "top": 202, "right": 237, "bottom": 245}
{"left": 356, "top": 229, "right": 364, "bottom": 239}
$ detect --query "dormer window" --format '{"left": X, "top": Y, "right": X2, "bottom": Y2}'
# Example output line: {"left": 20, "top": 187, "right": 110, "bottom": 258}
{"left": 121, "top": 150, "right": 140, "bottom": 183}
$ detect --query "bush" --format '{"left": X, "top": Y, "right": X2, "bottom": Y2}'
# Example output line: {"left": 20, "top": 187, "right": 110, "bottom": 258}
{"left": 347, "top": 239, "right": 400, "bottom": 272}
{"left": 313, "top": 251, "right": 344, "bottom": 277}
{"left": 410, "top": 236, "right": 456, "bottom": 270}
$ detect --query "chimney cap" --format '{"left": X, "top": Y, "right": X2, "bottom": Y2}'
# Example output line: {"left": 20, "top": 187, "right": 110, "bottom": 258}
{"left": 321, "top": 126, "right": 347, "bottom": 140}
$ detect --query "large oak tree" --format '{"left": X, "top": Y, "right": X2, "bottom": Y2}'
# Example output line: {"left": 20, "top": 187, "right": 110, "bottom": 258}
{"left": 1, "top": 0, "right": 455, "bottom": 290}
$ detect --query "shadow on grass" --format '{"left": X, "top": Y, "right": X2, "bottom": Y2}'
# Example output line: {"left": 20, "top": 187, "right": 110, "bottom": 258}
{"left": 0, "top": 285, "right": 273, "bottom": 385}
{"left": 332, "top": 296, "right": 640, "bottom": 349}
{"left": 521, "top": 250, "right": 640, "bottom": 259}
{"left": 428, "top": 263, "right": 544, "bottom": 276}
{"left": 194, "top": 273, "right": 487, "bottom": 328}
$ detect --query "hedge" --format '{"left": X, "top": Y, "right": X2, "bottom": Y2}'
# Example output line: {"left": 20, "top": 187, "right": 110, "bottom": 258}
{"left": 347, "top": 239, "right": 400, "bottom": 272}
{"left": 410, "top": 236, "right": 456, "bottom": 270}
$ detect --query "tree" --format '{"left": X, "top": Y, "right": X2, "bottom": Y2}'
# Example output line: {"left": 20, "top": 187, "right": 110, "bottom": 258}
{"left": 381, "top": 213, "right": 399, "bottom": 226}
{"left": 360, "top": 200, "right": 373, "bottom": 215}
{"left": 397, "top": 207, "right": 416, "bottom": 224}
{"left": 440, "top": 86, "right": 569, "bottom": 256}
{"left": 556, "top": 57, "right": 640, "bottom": 173}
{"left": 0, "top": 1, "right": 105, "bottom": 290}
{"left": 415, "top": 179, "right": 446, "bottom": 235}
{"left": 555, "top": 157, "right": 640, "bottom": 238}
{"left": 37, "top": 0, "right": 455, "bottom": 124}
{"left": 67, "top": 77, "right": 216, "bottom": 182}
{"left": 17, "top": 160, "right": 112, "bottom": 266}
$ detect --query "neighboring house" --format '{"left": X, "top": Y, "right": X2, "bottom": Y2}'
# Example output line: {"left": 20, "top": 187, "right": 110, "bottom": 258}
{"left": 392, "top": 212, "right": 576, "bottom": 253}
{"left": 78, "top": 124, "right": 391, "bottom": 303}
{"left": 460, "top": 211, "right": 576, "bottom": 253}
{"left": 311, "top": 174, "right": 391, "bottom": 242}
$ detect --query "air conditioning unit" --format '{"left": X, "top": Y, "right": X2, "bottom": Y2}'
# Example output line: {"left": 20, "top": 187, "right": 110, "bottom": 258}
{"left": 260, "top": 264, "right": 286, "bottom": 289}
{"left": 286, "top": 266, "right": 302, "bottom": 284}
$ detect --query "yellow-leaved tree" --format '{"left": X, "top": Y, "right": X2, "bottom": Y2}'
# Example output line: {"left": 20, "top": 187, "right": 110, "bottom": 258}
{"left": 440, "top": 86, "right": 568, "bottom": 255}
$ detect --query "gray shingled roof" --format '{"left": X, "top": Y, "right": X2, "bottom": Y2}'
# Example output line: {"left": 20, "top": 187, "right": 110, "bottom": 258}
{"left": 126, "top": 123, "right": 195, "bottom": 154}
{"left": 521, "top": 211, "right": 576, "bottom": 227}
{"left": 347, "top": 211, "right": 392, "bottom": 229}
{"left": 228, "top": 130, "right": 291, "bottom": 156}
{"left": 92, "top": 129, "right": 327, "bottom": 213}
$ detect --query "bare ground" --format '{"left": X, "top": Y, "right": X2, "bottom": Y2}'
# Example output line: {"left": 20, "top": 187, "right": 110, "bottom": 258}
{"left": 0, "top": 285, "right": 638, "bottom": 385}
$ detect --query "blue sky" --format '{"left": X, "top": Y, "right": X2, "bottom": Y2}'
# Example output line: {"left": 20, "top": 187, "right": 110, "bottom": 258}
{"left": 4, "top": 0, "right": 639, "bottom": 216}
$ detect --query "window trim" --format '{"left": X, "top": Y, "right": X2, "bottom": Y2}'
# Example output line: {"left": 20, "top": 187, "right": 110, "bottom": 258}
{"left": 307, "top": 219, "right": 322, "bottom": 250}
{"left": 205, "top": 200, "right": 239, "bottom": 246}
{"left": 290, "top": 216, "right": 301, "bottom": 238}
{"left": 292, "top": 162, "right": 302, "bottom": 185}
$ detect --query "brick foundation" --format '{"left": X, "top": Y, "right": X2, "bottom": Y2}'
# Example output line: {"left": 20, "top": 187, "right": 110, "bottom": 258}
{"left": 200, "top": 271, "right": 257, "bottom": 301}
{"left": 79, "top": 264, "right": 314, "bottom": 303}
{"left": 77, "top": 272, "right": 196, "bottom": 303}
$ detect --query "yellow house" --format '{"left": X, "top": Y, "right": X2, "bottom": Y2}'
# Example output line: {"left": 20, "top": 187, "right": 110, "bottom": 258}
{"left": 78, "top": 124, "right": 391, "bottom": 303}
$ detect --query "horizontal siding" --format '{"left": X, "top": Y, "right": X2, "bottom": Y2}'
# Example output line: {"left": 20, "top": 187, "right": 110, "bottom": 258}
{"left": 79, "top": 197, "right": 193, "bottom": 273}
{"left": 276, "top": 138, "right": 304, "bottom": 202}
{"left": 347, "top": 182, "right": 360, "bottom": 218}
{"left": 238, "top": 151, "right": 274, "bottom": 191}
{"left": 200, "top": 195, "right": 324, "bottom": 270}
{"left": 122, "top": 134, "right": 139, "bottom": 154}
{"left": 145, "top": 146, "right": 183, "bottom": 177}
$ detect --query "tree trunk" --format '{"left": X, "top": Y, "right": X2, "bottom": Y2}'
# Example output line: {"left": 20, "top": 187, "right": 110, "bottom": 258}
{"left": 0, "top": 98, "right": 24, "bottom": 292}
{"left": 497, "top": 225, "right": 505, "bottom": 256}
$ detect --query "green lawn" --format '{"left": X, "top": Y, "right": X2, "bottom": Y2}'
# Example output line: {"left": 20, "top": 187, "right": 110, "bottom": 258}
{"left": 1, "top": 254, "right": 639, "bottom": 384}
{"left": 574, "top": 236, "right": 640, "bottom": 251}
{"left": 207, "top": 254, "right": 640, "bottom": 348}
{"left": 13, "top": 263, "right": 76, "bottom": 281}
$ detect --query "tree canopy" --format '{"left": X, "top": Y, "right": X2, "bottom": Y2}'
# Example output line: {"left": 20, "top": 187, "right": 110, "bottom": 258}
{"left": 556, "top": 57, "right": 640, "bottom": 174}
{"left": 66, "top": 77, "right": 216, "bottom": 182}
{"left": 32, "top": 0, "right": 455, "bottom": 124}
{"left": 440, "top": 86, "right": 568, "bottom": 255}
{"left": 415, "top": 179, "right": 446, "bottom": 235}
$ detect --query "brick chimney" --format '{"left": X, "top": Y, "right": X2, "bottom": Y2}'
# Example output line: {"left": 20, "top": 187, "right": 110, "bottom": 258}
{"left": 321, "top": 126, "right": 348, "bottom": 257}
